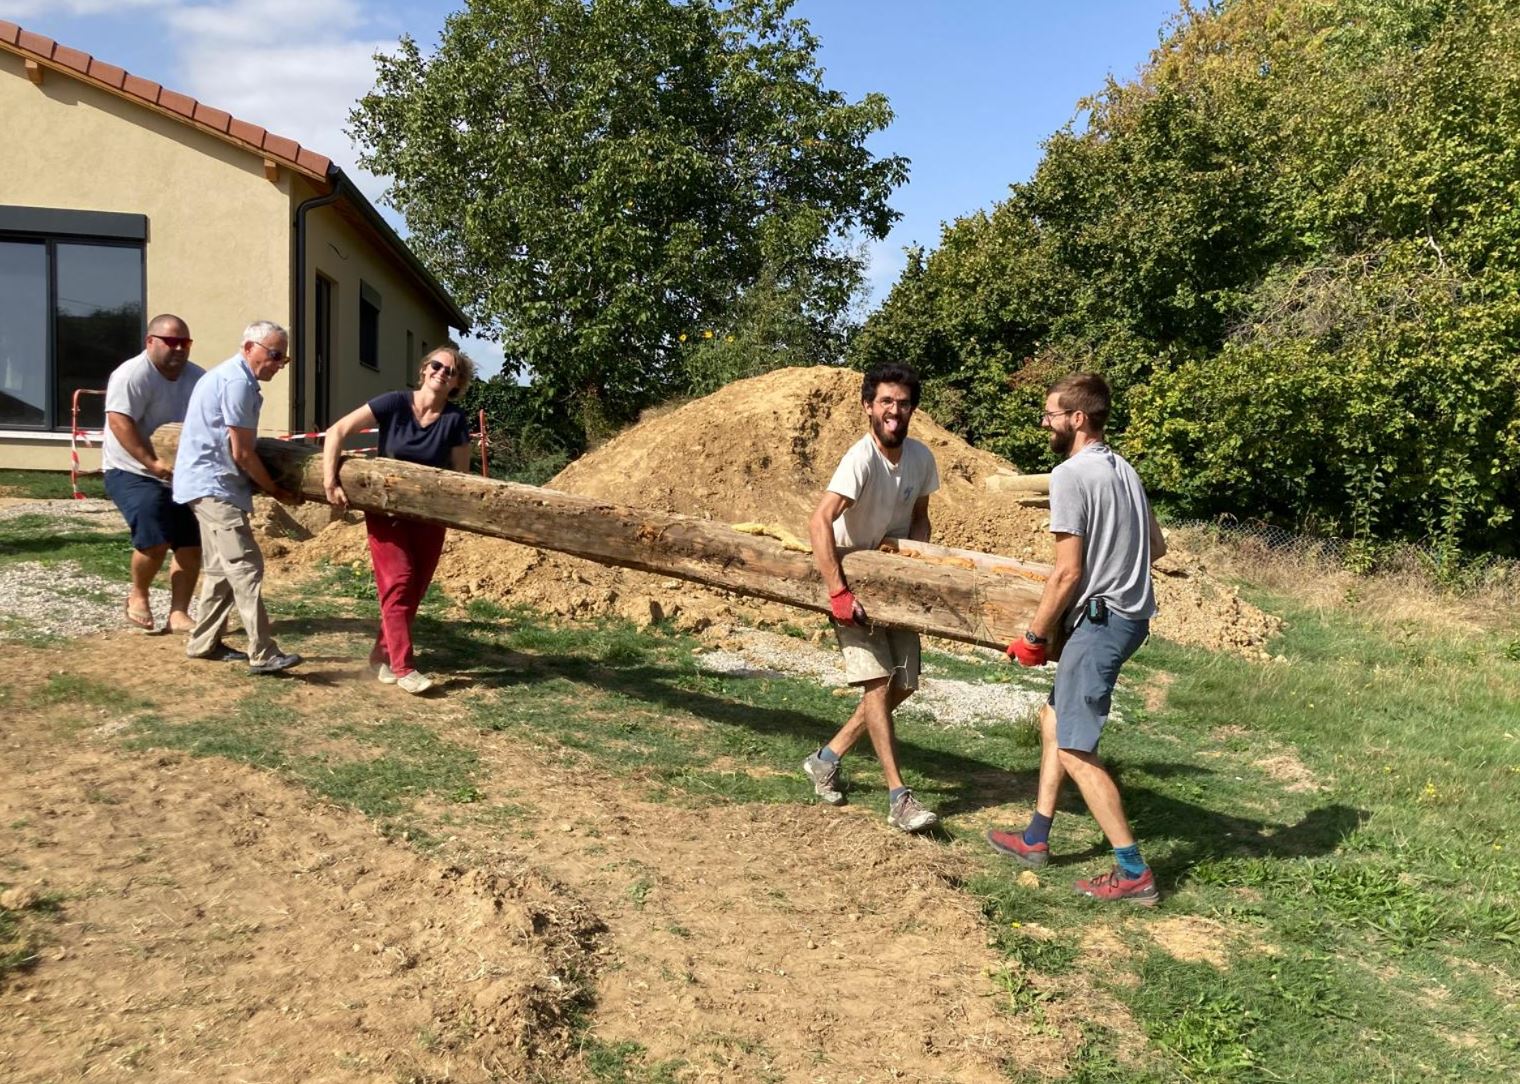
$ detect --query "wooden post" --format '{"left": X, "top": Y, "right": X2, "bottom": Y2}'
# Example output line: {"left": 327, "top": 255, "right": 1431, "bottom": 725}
{"left": 152, "top": 425, "right": 1048, "bottom": 650}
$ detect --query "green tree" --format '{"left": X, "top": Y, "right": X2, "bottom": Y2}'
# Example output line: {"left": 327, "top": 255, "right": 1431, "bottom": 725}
{"left": 856, "top": 0, "right": 1520, "bottom": 554}
{"left": 351, "top": 0, "right": 906, "bottom": 449}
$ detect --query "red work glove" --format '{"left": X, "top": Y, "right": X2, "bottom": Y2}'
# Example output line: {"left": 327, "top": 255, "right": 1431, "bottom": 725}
{"left": 829, "top": 588, "right": 862, "bottom": 625}
{"left": 1007, "top": 634, "right": 1048, "bottom": 667}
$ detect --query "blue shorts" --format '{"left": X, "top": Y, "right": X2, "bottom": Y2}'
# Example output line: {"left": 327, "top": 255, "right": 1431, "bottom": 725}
{"left": 1049, "top": 613, "right": 1149, "bottom": 753}
{"left": 104, "top": 469, "right": 201, "bottom": 551}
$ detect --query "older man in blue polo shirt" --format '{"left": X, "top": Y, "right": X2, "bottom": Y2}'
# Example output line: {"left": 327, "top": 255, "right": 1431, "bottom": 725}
{"left": 173, "top": 320, "right": 303, "bottom": 674}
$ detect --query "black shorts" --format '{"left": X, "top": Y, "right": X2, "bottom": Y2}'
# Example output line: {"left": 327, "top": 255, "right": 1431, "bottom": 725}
{"left": 104, "top": 469, "right": 201, "bottom": 551}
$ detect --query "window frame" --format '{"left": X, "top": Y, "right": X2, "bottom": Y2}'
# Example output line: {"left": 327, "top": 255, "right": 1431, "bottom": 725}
{"left": 0, "top": 207, "right": 147, "bottom": 433}
{"left": 358, "top": 279, "right": 382, "bottom": 372}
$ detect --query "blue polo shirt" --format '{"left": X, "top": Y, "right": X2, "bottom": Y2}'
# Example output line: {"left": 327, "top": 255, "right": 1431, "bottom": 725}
{"left": 172, "top": 354, "right": 264, "bottom": 512}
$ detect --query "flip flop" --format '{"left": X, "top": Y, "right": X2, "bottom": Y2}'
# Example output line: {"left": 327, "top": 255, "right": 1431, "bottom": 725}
{"left": 125, "top": 602, "right": 154, "bottom": 630}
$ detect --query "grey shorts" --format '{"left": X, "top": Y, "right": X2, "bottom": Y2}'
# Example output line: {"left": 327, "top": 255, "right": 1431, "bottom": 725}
{"left": 1049, "top": 613, "right": 1149, "bottom": 752}
{"left": 833, "top": 621, "right": 920, "bottom": 690}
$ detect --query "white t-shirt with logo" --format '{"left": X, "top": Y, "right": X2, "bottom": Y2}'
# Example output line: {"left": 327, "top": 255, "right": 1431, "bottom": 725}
{"left": 101, "top": 351, "right": 205, "bottom": 479}
{"left": 827, "top": 434, "right": 940, "bottom": 548}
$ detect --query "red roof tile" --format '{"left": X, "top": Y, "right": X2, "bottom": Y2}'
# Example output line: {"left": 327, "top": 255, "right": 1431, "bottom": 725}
{"left": 52, "top": 44, "right": 90, "bottom": 74}
{"left": 121, "top": 73, "right": 162, "bottom": 102}
{"left": 228, "top": 117, "right": 267, "bottom": 145}
{"left": 17, "top": 29, "right": 53, "bottom": 55}
{"left": 158, "top": 87, "right": 196, "bottom": 118}
{"left": 192, "top": 102, "right": 231, "bottom": 132}
{"left": 1, "top": 21, "right": 332, "bottom": 179}
{"left": 260, "top": 132, "right": 299, "bottom": 161}
{"left": 86, "top": 59, "right": 127, "bottom": 89}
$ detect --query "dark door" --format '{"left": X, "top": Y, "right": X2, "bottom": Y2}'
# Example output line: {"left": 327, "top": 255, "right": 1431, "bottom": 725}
{"left": 314, "top": 274, "right": 333, "bottom": 429}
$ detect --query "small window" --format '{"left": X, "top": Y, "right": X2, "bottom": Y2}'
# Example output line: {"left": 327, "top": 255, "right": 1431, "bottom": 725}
{"left": 406, "top": 329, "right": 414, "bottom": 370}
{"left": 358, "top": 280, "right": 381, "bottom": 371}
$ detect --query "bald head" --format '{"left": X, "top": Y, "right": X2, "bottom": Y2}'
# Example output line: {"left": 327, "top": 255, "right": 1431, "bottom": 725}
{"left": 144, "top": 314, "right": 192, "bottom": 380}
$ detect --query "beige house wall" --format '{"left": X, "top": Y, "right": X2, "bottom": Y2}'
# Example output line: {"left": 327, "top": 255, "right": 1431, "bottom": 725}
{"left": 0, "top": 49, "right": 291, "bottom": 470}
{"left": 294, "top": 177, "right": 452, "bottom": 431}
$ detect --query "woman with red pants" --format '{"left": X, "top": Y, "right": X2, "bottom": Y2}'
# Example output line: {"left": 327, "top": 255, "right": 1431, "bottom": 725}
{"left": 322, "top": 346, "right": 475, "bottom": 693}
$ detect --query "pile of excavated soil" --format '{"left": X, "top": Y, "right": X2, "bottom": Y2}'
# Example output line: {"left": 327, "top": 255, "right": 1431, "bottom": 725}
{"left": 269, "top": 366, "right": 1281, "bottom": 657}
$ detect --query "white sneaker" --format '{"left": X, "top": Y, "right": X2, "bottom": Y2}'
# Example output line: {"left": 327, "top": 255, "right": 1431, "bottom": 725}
{"left": 396, "top": 670, "right": 434, "bottom": 695}
{"left": 377, "top": 663, "right": 397, "bottom": 685}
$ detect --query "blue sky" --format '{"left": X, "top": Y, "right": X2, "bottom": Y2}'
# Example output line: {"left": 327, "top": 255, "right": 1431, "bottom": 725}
{"left": 2, "top": 0, "right": 1179, "bottom": 373}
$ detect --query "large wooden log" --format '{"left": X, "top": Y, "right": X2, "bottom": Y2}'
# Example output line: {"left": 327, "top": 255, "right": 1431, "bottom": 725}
{"left": 152, "top": 425, "right": 1050, "bottom": 649}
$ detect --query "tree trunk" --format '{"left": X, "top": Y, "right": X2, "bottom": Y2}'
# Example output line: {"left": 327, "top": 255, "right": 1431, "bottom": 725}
{"left": 153, "top": 425, "right": 1049, "bottom": 650}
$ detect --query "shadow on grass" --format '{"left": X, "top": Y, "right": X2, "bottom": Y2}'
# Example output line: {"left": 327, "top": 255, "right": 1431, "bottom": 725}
{"left": 277, "top": 612, "right": 1367, "bottom": 864}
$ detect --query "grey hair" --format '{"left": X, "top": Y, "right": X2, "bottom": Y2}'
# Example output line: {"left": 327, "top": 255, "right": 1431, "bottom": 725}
{"left": 242, "top": 319, "right": 287, "bottom": 345}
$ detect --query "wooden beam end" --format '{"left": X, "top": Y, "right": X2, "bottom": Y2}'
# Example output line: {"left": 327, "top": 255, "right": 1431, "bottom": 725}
{"left": 263, "top": 158, "right": 279, "bottom": 183}
{"left": 24, "top": 59, "right": 44, "bottom": 85}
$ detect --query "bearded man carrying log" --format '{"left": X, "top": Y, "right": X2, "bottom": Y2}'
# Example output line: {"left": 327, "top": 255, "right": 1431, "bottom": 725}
{"left": 802, "top": 363, "right": 941, "bottom": 833}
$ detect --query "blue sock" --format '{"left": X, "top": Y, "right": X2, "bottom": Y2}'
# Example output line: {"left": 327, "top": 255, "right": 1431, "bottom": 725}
{"left": 889, "top": 786, "right": 910, "bottom": 804}
{"left": 1023, "top": 811, "right": 1053, "bottom": 847}
{"left": 817, "top": 746, "right": 840, "bottom": 764}
{"left": 1114, "top": 843, "right": 1148, "bottom": 878}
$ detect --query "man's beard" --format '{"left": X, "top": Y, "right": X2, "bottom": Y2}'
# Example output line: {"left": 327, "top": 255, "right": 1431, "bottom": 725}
{"left": 872, "top": 413, "right": 907, "bottom": 448}
{"left": 1049, "top": 426, "right": 1074, "bottom": 456}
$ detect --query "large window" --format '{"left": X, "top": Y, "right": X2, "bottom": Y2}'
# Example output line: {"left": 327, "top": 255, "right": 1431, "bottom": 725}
{"left": 0, "top": 207, "right": 146, "bottom": 431}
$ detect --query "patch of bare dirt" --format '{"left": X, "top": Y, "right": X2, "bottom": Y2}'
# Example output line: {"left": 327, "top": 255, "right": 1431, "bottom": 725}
{"left": 1148, "top": 915, "right": 1231, "bottom": 967}
{"left": 0, "top": 627, "right": 1119, "bottom": 1082}
{"left": 267, "top": 366, "right": 1283, "bottom": 657}
{"left": 0, "top": 736, "right": 599, "bottom": 1082}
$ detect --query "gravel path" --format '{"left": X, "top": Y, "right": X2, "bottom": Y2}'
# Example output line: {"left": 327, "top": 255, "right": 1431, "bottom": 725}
{"left": 696, "top": 626, "right": 1049, "bottom": 728}
{"left": 0, "top": 499, "right": 180, "bottom": 640}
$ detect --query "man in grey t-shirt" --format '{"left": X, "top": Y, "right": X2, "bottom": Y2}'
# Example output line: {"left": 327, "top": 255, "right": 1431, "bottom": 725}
{"left": 987, "top": 372, "right": 1169, "bottom": 905}
{"left": 102, "top": 314, "right": 205, "bottom": 632}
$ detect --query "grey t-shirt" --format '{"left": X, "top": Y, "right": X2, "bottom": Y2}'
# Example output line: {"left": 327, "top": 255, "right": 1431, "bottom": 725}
{"left": 101, "top": 351, "right": 205, "bottom": 479}
{"left": 1048, "top": 443, "right": 1157, "bottom": 626}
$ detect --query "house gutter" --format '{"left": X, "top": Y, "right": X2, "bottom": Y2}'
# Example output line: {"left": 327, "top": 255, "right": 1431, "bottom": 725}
{"left": 290, "top": 167, "right": 343, "bottom": 434}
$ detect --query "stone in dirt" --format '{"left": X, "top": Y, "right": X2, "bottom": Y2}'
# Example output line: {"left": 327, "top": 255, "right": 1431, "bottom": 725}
{"left": 269, "top": 366, "right": 1282, "bottom": 657}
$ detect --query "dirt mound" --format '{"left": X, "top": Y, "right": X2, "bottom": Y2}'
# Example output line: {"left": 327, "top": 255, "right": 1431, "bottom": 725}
{"left": 272, "top": 366, "right": 1281, "bottom": 656}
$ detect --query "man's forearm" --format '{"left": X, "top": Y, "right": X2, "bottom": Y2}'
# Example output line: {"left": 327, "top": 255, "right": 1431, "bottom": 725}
{"left": 107, "top": 416, "right": 161, "bottom": 471}
{"left": 1028, "top": 569, "right": 1081, "bottom": 641}
{"left": 809, "top": 519, "right": 848, "bottom": 595}
{"left": 233, "top": 450, "right": 284, "bottom": 496}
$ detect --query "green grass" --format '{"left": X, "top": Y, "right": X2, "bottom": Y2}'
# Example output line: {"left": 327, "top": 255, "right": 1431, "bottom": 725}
{"left": 976, "top": 596, "right": 1520, "bottom": 1082}
{"left": 0, "top": 469, "right": 104, "bottom": 500}
{"left": 6, "top": 510, "right": 1519, "bottom": 1080}
{"left": 0, "top": 513, "right": 130, "bottom": 580}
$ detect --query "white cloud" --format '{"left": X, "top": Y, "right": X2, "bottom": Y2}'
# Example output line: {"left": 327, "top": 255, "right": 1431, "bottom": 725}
{"left": 167, "top": 0, "right": 362, "bottom": 43}
{"left": 0, "top": 1, "right": 178, "bottom": 16}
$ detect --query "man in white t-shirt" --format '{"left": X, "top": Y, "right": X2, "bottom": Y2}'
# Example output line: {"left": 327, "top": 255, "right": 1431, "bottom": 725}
{"left": 101, "top": 314, "right": 206, "bottom": 633}
{"left": 803, "top": 363, "right": 941, "bottom": 832}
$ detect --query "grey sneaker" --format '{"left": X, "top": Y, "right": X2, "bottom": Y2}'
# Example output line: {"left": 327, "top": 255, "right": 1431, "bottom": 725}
{"left": 887, "top": 789, "right": 939, "bottom": 833}
{"left": 377, "top": 663, "right": 398, "bottom": 685}
{"left": 802, "top": 752, "right": 845, "bottom": 806}
{"left": 249, "top": 651, "right": 302, "bottom": 675}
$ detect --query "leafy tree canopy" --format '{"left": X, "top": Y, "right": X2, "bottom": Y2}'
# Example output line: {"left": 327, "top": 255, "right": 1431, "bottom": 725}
{"left": 352, "top": 0, "right": 906, "bottom": 448}
{"left": 855, "top": 0, "right": 1520, "bottom": 555}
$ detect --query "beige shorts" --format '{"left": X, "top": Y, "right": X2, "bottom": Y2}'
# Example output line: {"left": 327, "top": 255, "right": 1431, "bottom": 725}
{"left": 833, "top": 621, "right": 921, "bottom": 690}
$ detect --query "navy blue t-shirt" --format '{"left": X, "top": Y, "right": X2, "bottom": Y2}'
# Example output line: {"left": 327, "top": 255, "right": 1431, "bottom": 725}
{"left": 367, "top": 391, "right": 470, "bottom": 468}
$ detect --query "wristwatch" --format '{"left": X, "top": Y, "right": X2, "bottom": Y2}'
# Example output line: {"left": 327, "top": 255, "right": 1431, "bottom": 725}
{"left": 1024, "top": 629, "right": 1048, "bottom": 646}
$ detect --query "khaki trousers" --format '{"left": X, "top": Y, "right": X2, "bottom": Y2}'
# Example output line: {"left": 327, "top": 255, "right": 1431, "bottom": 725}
{"left": 186, "top": 497, "right": 278, "bottom": 665}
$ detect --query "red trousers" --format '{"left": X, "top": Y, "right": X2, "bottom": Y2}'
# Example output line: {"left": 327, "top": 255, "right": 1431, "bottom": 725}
{"left": 365, "top": 512, "right": 446, "bottom": 677}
